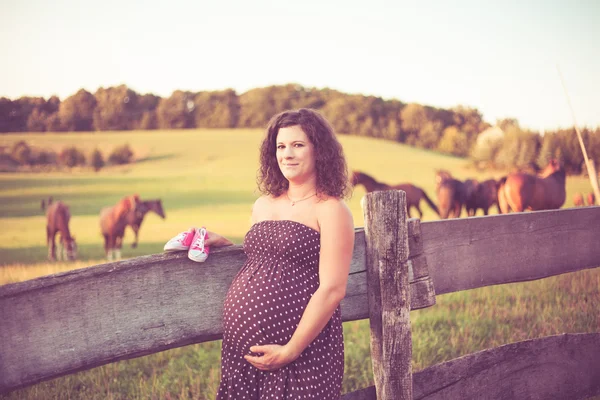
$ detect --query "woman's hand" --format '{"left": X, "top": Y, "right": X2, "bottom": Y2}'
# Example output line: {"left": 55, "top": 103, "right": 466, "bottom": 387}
{"left": 205, "top": 231, "right": 234, "bottom": 247}
{"left": 244, "top": 344, "right": 299, "bottom": 371}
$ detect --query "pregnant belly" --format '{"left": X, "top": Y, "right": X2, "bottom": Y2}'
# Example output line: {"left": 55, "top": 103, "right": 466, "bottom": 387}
{"left": 222, "top": 270, "right": 317, "bottom": 355}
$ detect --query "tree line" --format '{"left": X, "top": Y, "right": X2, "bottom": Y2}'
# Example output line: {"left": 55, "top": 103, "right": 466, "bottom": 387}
{"left": 1, "top": 83, "right": 599, "bottom": 173}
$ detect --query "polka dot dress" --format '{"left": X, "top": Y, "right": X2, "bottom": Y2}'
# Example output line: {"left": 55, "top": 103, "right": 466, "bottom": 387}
{"left": 216, "top": 220, "right": 344, "bottom": 399}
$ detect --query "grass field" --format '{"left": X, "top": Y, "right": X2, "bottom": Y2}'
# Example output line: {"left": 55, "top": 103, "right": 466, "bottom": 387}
{"left": 1, "top": 129, "right": 598, "bottom": 399}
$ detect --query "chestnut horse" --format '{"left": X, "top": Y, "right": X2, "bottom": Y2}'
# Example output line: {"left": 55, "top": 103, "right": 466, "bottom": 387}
{"left": 351, "top": 170, "right": 439, "bottom": 218}
{"left": 435, "top": 170, "right": 466, "bottom": 219}
{"left": 587, "top": 192, "right": 596, "bottom": 206}
{"left": 100, "top": 195, "right": 142, "bottom": 261}
{"left": 573, "top": 193, "right": 585, "bottom": 207}
{"left": 120, "top": 199, "right": 166, "bottom": 249}
{"left": 41, "top": 197, "right": 77, "bottom": 261}
{"left": 501, "top": 159, "right": 566, "bottom": 212}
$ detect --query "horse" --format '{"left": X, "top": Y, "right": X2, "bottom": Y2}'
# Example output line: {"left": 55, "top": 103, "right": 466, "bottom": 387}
{"left": 435, "top": 170, "right": 466, "bottom": 219}
{"left": 463, "top": 179, "right": 479, "bottom": 217}
{"left": 41, "top": 197, "right": 77, "bottom": 261}
{"left": 501, "top": 159, "right": 566, "bottom": 212}
{"left": 497, "top": 176, "right": 510, "bottom": 213}
{"left": 474, "top": 179, "right": 499, "bottom": 215}
{"left": 351, "top": 170, "right": 439, "bottom": 218}
{"left": 100, "top": 194, "right": 142, "bottom": 261}
{"left": 587, "top": 192, "right": 596, "bottom": 206}
{"left": 573, "top": 193, "right": 585, "bottom": 207}
{"left": 120, "top": 199, "right": 166, "bottom": 249}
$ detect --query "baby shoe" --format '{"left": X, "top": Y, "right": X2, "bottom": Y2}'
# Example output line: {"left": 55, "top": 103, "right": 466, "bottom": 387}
{"left": 188, "top": 227, "right": 210, "bottom": 262}
{"left": 164, "top": 227, "right": 196, "bottom": 252}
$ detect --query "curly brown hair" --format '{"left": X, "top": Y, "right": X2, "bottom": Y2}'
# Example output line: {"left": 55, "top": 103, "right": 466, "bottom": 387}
{"left": 257, "top": 108, "right": 351, "bottom": 199}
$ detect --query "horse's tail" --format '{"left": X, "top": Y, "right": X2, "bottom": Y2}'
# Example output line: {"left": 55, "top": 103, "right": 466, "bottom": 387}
{"left": 421, "top": 189, "right": 440, "bottom": 216}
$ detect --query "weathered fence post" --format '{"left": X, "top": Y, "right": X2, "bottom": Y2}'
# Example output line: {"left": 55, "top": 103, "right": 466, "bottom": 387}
{"left": 363, "top": 190, "right": 412, "bottom": 400}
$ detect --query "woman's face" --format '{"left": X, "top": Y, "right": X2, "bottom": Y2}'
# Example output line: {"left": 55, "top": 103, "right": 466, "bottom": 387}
{"left": 276, "top": 125, "right": 316, "bottom": 183}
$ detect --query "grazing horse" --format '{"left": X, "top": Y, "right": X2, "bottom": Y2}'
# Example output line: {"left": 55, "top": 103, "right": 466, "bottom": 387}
{"left": 463, "top": 179, "right": 479, "bottom": 217}
{"left": 501, "top": 159, "right": 566, "bottom": 212}
{"left": 41, "top": 197, "right": 77, "bottom": 261}
{"left": 587, "top": 192, "right": 596, "bottom": 206}
{"left": 573, "top": 193, "right": 585, "bottom": 207}
{"left": 435, "top": 170, "right": 466, "bottom": 219}
{"left": 351, "top": 170, "right": 439, "bottom": 218}
{"left": 100, "top": 195, "right": 141, "bottom": 261}
{"left": 120, "top": 199, "right": 166, "bottom": 248}
{"left": 474, "top": 179, "right": 499, "bottom": 215}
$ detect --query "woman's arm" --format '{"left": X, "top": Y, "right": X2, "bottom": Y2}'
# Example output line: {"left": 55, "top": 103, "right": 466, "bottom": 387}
{"left": 244, "top": 199, "right": 354, "bottom": 370}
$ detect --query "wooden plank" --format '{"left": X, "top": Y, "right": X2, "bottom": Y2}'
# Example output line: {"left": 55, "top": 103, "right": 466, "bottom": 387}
{"left": 421, "top": 207, "right": 600, "bottom": 295}
{"left": 341, "top": 333, "right": 600, "bottom": 400}
{"left": 413, "top": 333, "right": 600, "bottom": 399}
{"left": 0, "top": 226, "right": 434, "bottom": 394}
{"left": 363, "top": 190, "right": 412, "bottom": 400}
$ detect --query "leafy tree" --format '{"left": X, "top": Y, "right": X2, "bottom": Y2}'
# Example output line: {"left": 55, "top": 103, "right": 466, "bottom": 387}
{"left": 93, "top": 85, "right": 139, "bottom": 130}
{"left": 438, "top": 126, "right": 470, "bottom": 156}
{"left": 58, "top": 89, "right": 96, "bottom": 131}
{"left": 156, "top": 91, "right": 195, "bottom": 129}
{"left": 192, "top": 89, "right": 240, "bottom": 128}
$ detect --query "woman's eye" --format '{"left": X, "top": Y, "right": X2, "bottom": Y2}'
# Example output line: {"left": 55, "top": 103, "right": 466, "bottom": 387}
{"left": 277, "top": 145, "right": 285, "bottom": 150}
{"left": 294, "top": 143, "right": 304, "bottom": 147}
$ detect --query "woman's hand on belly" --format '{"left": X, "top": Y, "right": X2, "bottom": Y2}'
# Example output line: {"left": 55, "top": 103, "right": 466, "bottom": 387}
{"left": 244, "top": 344, "right": 299, "bottom": 371}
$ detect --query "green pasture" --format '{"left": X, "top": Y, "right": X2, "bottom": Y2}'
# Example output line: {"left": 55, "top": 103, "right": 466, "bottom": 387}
{"left": 1, "top": 129, "right": 598, "bottom": 399}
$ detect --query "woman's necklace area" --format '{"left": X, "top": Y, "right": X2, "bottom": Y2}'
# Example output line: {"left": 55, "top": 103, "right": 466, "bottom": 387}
{"left": 286, "top": 191, "right": 317, "bottom": 206}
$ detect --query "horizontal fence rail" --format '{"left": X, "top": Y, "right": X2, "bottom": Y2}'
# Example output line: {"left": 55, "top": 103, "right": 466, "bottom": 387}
{"left": 1, "top": 206, "right": 599, "bottom": 393}
{"left": 341, "top": 333, "right": 600, "bottom": 400}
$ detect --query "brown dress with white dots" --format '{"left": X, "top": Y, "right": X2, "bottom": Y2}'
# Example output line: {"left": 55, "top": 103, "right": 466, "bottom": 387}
{"left": 216, "top": 220, "right": 344, "bottom": 400}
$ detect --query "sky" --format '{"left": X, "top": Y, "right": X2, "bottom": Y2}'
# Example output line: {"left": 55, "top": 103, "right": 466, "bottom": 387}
{"left": 1, "top": 0, "right": 599, "bottom": 131}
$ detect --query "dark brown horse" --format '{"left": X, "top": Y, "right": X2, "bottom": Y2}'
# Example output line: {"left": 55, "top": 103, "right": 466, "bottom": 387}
{"left": 41, "top": 197, "right": 77, "bottom": 261}
{"left": 464, "top": 179, "right": 499, "bottom": 216}
{"left": 435, "top": 170, "right": 466, "bottom": 219}
{"left": 100, "top": 195, "right": 141, "bottom": 261}
{"left": 120, "top": 199, "right": 166, "bottom": 248}
{"left": 474, "top": 179, "right": 499, "bottom": 215}
{"left": 501, "top": 159, "right": 566, "bottom": 212}
{"left": 351, "top": 170, "right": 439, "bottom": 218}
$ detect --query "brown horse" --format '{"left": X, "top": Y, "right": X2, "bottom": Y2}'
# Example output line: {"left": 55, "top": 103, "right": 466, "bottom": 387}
{"left": 41, "top": 197, "right": 77, "bottom": 261}
{"left": 100, "top": 195, "right": 141, "bottom": 261}
{"left": 351, "top": 170, "right": 439, "bottom": 218}
{"left": 587, "top": 192, "right": 596, "bottom": 206}
{"left": 435, "top": 170, "right": 466, "bottom": 219}
{"left": 474, "top": 179, "right": 499, "bottom": 215}
{"left": 573, "top": 193, "right": 585, "bottom": 207}
{"left": 120, "top": 199, "right": 166, "bottom": 248}
{"left": 501, "top": 159, "right": 566, "bottom": 212}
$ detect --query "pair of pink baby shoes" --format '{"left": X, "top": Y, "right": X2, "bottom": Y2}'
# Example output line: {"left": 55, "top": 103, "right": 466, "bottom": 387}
{"left": 163, "top": 227, "right": 210, "bottom": 262}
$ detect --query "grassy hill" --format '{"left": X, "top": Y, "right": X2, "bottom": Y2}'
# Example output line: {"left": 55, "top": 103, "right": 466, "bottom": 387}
{"left": 1, "top": 130, "right": 598, "bottom": 399}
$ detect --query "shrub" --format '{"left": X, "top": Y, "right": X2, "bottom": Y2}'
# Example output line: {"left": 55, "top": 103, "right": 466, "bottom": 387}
{"left": 108, "top": 144, "right": 134, "bottom": 165}
{"left": 11, "top": 141, "right": 32, "bottom": 165}
{"left": 31, "top": 149, "right": 57, "bottom": 165}
{"left": 59, "top": 146, "right": 86, "bottom": 168}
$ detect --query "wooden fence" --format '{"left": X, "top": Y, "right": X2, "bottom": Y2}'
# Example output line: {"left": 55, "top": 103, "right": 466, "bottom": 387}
{"left": 1, "top": 190, "right": 599, "bottom": 398}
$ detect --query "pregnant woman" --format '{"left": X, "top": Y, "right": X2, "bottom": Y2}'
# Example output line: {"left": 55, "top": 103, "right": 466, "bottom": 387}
{"left": 206, "top": 108, "right": 355, "bottom": 399}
